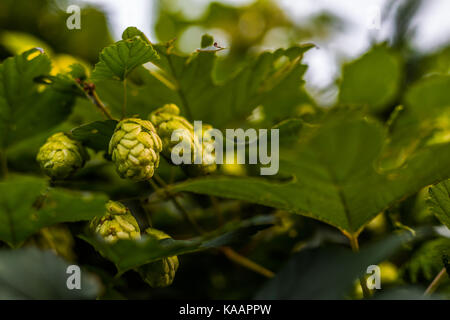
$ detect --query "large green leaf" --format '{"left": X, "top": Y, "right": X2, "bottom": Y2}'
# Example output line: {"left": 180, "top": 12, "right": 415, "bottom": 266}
{"left": 338, "top": 45, "right": 402, "bottom": 113}
{"left": 0, "top": 248, "right": 101, "bottom": 299}
{"left": 0, "top": 175, "right": 108, "bottom": 246}
{"left": 172, "top": 114, "right": 450, "bottom": 235}
{"left": 256, "top": 231, "right": 415, "bottom": 299}
{"left": 80, "top": 215, "right": 274, "bottom": 274}
{"left": 428, "top": 180, "right": 450, "bottom": 229}
{"left": 0, "top": 48, "right": 75, "bottom": 148}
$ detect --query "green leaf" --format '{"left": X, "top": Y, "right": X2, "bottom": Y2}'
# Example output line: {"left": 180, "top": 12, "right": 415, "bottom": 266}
{"left": 91, "top": 37, "right": 158, "bottom": 82}
{"left": 0, "top": 175, "right": 108, "bottom": 246}
{"left": 256, "top": 231, "right": 415, "bottom": 299}
{"left": 0, "top": 48, "right": 75, "bottom": 148}
{"left": 80, "top": 215, "right": 274, "bottom": 274}
{"left": 338, "top": 45, "right": 402, "bottom": 113}
{"left": 373, "top": 287, "right": 438, "bottom": 300}
{"left": 0, "top": 248, "right": 101, "bottom": 299}
{"left": 383, "top": 75, "right": 450, "bottom": 167}
{"left": 172, "top": 114, "right": 450, "bottom": 235}
{"left": 428, "top": 180, "right": 450, "bottom": 229}
{"left": 71, "top": 120, "right": 118, "bottom": 152}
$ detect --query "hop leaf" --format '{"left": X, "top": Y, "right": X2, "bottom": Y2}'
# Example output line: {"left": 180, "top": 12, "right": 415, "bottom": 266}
{"left": 109, "top": 118, "right": 163, "bottom": 181}
{"left": 36, "top": 132, "right": 88, "bottom": 179}
{"left": 149, "top": 104, "right": 217, "bottom": 175}
{"left": 137, "top": 228, "right": 179, "bottom": 288}
{"left": 90, "top": 201, "right": 141, "bottom": 243}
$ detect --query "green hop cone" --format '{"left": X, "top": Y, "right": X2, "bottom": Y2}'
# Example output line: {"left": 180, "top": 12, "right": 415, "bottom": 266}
{"left": 149, "top": 104, "right": 217, "bottom": 175}
{"left": 137, "top": 228, "right": 179, "bottom": 288}
{"left": 90, "top": 201, "right": 141, "bottom": 243}
{"left": 36, "top": 132, "right": 88, "bottom": 179}
{"left": 109, "top": 118, "right": 162, "bottom": 181}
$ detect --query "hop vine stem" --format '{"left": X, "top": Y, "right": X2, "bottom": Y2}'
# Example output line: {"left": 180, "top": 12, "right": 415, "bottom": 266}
{"left": 150, "top": 174, "right": 274, "bottom": 278}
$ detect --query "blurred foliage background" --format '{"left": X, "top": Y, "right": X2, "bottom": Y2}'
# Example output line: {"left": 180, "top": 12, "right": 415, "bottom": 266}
{"left": 0, "top": 0, "right": 450, "bottom": 300}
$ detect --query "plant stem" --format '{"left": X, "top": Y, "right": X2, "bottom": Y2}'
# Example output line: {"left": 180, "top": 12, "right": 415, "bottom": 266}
{"left": 150, "top": 174, "right": 275, "bottom": 278}
{"left": 348, "top": 234, "right": 371, "bottom": 299}
{"left": 220, "top": 247, "right": 274, "bottom": 278}
{"left": 166, "top": 55, "right": 193, "bottom": 120}
{"left": 75, "top": 81, "right": 114, "bottom": 120}
{"left": 210, "top": 196, "right": 223, "bottom": 226}
{"left": 425, "top": 267, "right": 447, "bottom": 296}
{"left": 150, "top": 176, "right": 204, "bottom": 234}
{"left": 122, "top": 78, "right": 127, "bottom": 119}
{"left": 0, "top": 150, "right": 8, "bottom": 179}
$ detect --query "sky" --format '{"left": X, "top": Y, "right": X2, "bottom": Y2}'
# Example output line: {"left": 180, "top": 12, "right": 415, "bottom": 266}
{"left": 81, "top": 0, "right": 450, "bottom": 103}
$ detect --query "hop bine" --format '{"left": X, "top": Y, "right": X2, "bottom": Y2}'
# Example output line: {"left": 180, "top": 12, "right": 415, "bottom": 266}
{"left": 90, "top": 201, "right": 141, "bottom": 243}
{"left": 137, "top": 228, "right": 179, "bottom": 288}
{"left": 149, "top": 104, "right": 217, "bottom": 175}
{"left": 109, "top": 118, "right": 162, "bottom": 181}
{"left": 36, "top": 132, "right": 88, "bottom": 179}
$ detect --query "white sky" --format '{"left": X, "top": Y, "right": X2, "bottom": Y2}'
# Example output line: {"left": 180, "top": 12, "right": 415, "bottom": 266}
{"left": 81, "top": 0, "right": 450, "bottom": 103}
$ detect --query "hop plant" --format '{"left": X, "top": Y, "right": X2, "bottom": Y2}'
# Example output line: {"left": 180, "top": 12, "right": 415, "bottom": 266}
{"left": 137, "top": 228, "right": 179, "bottom": 288}
{"left": 36, "top": 132, "right": 88, "bottom": 179}
{"left": 109, "top": 118, "right": 162, "bottom": 181}
{"left": 90, "top": 201, "right": 141, "bottom": 243}
{"left": 149, "top": 104, "right": 217, "bottom": 175}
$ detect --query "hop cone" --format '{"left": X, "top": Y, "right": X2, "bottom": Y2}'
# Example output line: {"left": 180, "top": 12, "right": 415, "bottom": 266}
{"left": 137, "top": 228, "right": 179, "bottom": 288}
{"left": 109, "top": 118, "right": 162, "bottom": 181}
{"left": 149, "top": 104, "right": 216, "bottom": 175}
{"left": 90, "top": 201, "right": 141, "bottom": 243}
{"left": 36, "top": 132, "right": 88, "bottom": 179}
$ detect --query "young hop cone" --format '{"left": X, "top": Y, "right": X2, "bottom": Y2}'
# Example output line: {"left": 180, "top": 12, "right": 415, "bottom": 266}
{"left": 36, "top": 132, "right": 88, "bottom": 179}
{"left": 149, "top": 104, "right": 217, "bottom": 175}
{"left": 90, "top": 201, "right": 141, "bottom": 243}
{"left": 137, "top": 228, "right": 179, "bottom": 288}
{"left": 109, "top": 118, "right": 163, "bottom": 181}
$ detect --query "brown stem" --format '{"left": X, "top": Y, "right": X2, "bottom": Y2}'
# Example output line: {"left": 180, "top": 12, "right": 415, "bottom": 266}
{"left": 425, "top": 267, "right": 447, "bottom": 296}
